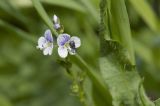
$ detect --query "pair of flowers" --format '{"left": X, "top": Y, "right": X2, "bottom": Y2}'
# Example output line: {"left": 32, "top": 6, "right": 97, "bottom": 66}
{"left": 37, "top": 15, "right": 81, "bottom": 58}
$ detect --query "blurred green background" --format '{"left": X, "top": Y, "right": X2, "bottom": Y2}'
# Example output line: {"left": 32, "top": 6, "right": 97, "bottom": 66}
{"left": 0, "top": 0, "right": 160, "bottom": 106}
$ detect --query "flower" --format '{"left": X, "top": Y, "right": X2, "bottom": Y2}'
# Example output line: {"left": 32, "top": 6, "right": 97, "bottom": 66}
{"left": 53, "top": 15, "right": 60, "bottom": 30}
{"left": 37, "top": 29, "right": 54, "bottom": 55}
{"left": 57, "top": 34, "right": 81, "bottom": 58}
{"left": 53, "top": 15, "right": 64, "bottom": 33}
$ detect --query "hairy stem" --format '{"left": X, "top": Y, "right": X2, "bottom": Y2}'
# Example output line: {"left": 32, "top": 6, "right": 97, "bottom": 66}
{"left": 99, "top": 0, "right": 110, "bottom": 40}
{"left": 71, "top": 54, "right": 112, "bottom": 105}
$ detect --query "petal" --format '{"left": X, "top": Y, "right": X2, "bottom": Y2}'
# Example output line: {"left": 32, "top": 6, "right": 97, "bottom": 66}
{"left": 37, "top": 37, "right": 46, "bottom": 49}
{"left": 68, "top": 48, "right": 76, "bottom": 55}
{"left": 57, "top": 34, "right": 70, "bottom": 46}
{"left": 48, "top": 47, "right": 53, "bottom": 55}
{"left": 43, "top": 47, "right": 52, "bottom": 55}
{"left": 70, "top": 36, "right": 81, "bottom": 48}
{"left": 44, "top": 29, "right": 53, "bottom": 42}
{"left": 58, "top": 46, "right": 68, "bottom": 58}
{"left": 48, "top": 44, "right": 54, "bottom": 55}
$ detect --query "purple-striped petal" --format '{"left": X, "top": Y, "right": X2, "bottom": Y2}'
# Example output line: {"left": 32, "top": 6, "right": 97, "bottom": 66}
{"left": 57, "top": 34, "right": 70, "bottom": 46}
{"left": 37, "top": 37, "right": 46, "bottom": 49}
{"left": 44, "top": 29, "right": 53, "bottom": 42}
{"left": 70, "top": 36, "right": 81, "bottom": 48}
{"left": 43, "top": 46, "right": 53, "bottom": 55}
{"left": 58, "top": 46, "right": 68, "bottom": 58}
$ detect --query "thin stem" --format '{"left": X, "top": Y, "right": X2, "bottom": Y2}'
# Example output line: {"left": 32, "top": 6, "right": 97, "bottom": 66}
{"left": 71, "top": 54, "right": 112, "bottom": 105}
{"left": 32, "top": 0, "right": 58, "bottom": 37}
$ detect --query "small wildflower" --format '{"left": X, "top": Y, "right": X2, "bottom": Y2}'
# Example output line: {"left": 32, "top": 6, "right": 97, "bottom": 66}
{"left": 37, "top": 29, "right": 53, "bottom": 55}
{"left": 57, "top": 34, "right": 81, "bottom": 58}
{"left": 53, "top": 14, "right": 64, "bottom": 33}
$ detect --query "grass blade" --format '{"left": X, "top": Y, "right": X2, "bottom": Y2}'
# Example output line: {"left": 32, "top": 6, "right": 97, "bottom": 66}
{"left": 129, "top": 0, "right": 159, "bottom": 32}
{"left": 0, "top": 19, "right": 36, "bottom": 43}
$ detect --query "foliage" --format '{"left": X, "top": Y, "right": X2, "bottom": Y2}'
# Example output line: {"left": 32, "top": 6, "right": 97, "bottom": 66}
{"left": 0, "top": 0, "right": 160, "bottom": 106}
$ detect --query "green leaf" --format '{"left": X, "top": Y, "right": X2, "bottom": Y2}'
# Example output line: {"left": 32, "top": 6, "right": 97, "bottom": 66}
{"left": 154, "top": 98, "right": 160, "bottom": 106}
{"left": 41, "top": 0, "right": 86, "bottom": 13}
{"left": 99, "top": 40, "right": 154, "bottom": 106}
{"left": 110, "top": 0, "right": 135, "bottom": 64}
{"left": 133, "top": 39, "right": 153, "bottom": 65}
{"left": 0, "top": 19, "right": 36, "bottom": 43}
{"left": 129, "top": 0, "right": 159, "bottom": 32}
{"left": 0, "top": 0, "right": 30, "bottom": 29}
{"left": 0, "top": 95, "right": 12, "bottom": 106}
{"left": 31, "top": 0, "right": 58, "bottom": 36}
{"left": 79, "top": 0, "right": 98, "bottom": 23}
{"left": 70, "top": 55, "right": 112, "bottom": 106}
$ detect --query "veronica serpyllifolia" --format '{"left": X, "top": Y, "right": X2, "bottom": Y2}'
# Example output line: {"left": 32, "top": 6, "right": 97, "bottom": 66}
{"left": 57, "top": 34, "right": 81, "bottom": 58}
{"left": 37, "top": 29, "right": 54, "bottom": 55}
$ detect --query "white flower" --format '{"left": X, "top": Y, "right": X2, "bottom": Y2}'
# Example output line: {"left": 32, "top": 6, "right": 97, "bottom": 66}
{"left": 37, "top": 29, "right": 54, "bottom": 55}
{"left": 57, "top": 34, "right": 81, "bottom": 58}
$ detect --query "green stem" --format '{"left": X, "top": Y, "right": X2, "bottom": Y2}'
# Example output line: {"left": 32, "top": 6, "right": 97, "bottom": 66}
{"left": 32, "top": 0, "right": 58, "bottom": 37}
{"left": 71, "top": 54, "right": 112, "bottom": 105}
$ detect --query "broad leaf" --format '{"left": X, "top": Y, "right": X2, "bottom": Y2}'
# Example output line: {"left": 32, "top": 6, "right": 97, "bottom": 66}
{"left": 155, "top": 98, "right": 160, "bottom": 106}
{"left": 99, "top": 40, "right": 154, "bottom": 106}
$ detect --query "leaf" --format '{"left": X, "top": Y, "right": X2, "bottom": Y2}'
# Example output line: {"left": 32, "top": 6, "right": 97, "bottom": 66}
{"left": 99, "top": 40, "right": 154, "bottom": 106}
{"left": 129, "top": 0, "right": 159, "bottom": 32}
{"left": 41, "top": 0, "right": 86, "bottom": 13}
{"left": 154, "top": 98, "right": 160, "bottom": 106}
{"left": 0, "top": 95, "right": 12, "bottom": 106}
{"left": 133, "top": 39, "right": 153, "bottom": 65}
{"left": 70, "top": 55, "right": 112, "bottom": 106}
{"left": 79, "top": 0, "right": 98, "bottom": 23}
{"left": 0, "top": 19, "right": 36, "bottom": 43}
{"left": 0, "top": 0, "right": 30, "bottom": 28}
{"left": 110, "top": 0, "right": 135, "bottom": 64}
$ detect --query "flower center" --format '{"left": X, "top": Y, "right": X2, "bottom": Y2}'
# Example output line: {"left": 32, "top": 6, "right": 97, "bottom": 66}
{"left": 43, "top": 42, "right": 52, "bottom": 49}
{"left": 64, "top": 41, "right": 75, "bottom": 49}
{"left": 63, "top": 41, "right": 76, "bottom": 54}
{"left": 69, "top": 41, "right": 75, "bottom": 49}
